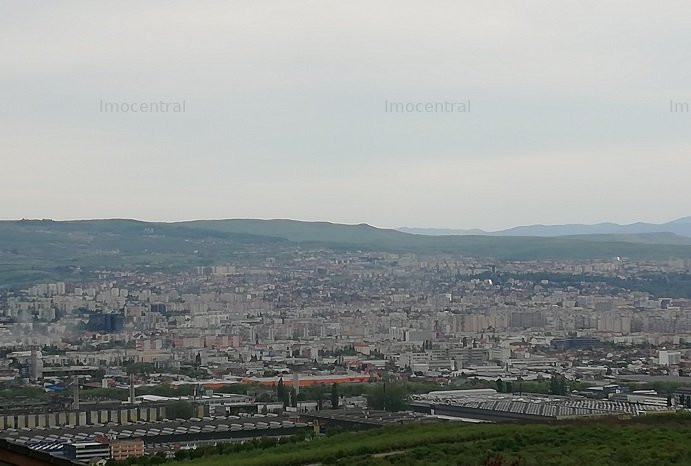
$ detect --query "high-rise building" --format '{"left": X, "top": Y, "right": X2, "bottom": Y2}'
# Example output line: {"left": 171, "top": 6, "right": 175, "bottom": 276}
{"left": 659, "top": 351, "right": 682, "bottom": 366}
{"left": 87, "top": 312, "right": 125, "bottom": 333}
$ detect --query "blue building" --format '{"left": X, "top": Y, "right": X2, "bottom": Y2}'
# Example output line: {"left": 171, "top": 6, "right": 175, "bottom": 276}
{"left": 87, "top": 313, "right": 124, "bottom": 333}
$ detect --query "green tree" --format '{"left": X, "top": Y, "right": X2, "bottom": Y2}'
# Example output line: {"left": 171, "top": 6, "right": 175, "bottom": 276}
{"left": 277, "top": 378, "right": 288, "bottom": 407}
{"left": 496, "top": 378, "right": 505, "bottom": 393}
{"left": 330, "top": 383, "right": 340, "bottom": 409}
{"left": 366, "top": 383, "right": 407, "bottom": 412}
{"left": 166, "top": 400, "right": 194, "bottom": 419}
{"left": 549, "top": 374, "right": 567, "bottom": 395}
{"left": 290, "top": 388, "right": 298, "bottom": 408}
{"left": 124, "top": 362, "right": 154, "bottom": 375}
{"left": 316, "top": 386, "right": 324, "bottom": 410}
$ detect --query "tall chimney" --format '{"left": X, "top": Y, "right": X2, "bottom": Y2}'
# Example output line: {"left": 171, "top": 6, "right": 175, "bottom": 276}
{"left": 72, "top": 376, "right": 80, "bottom": 410}
{"left": 129, "top": 373, "right": 136, "bottom": 404}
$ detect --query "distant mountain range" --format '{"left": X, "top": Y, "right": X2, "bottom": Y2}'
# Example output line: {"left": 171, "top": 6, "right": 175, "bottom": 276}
{"left": 400, "top": 216, "right": 691, "bottom": 238}
{"left": 2, "top": 218, "right": 691, "bottom": 287}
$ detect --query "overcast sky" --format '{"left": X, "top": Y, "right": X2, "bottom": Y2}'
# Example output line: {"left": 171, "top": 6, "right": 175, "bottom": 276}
{"left": 1, "top": 1, "right": 690, "bottom": 230}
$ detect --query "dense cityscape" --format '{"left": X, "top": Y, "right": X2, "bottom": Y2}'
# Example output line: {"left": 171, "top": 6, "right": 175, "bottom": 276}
{"left": 2, "top": 246, "right": 691, "bottom": 463}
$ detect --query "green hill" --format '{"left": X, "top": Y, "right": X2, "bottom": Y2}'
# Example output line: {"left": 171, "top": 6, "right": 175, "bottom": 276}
{"left": 180, "top": 219, "right": 406, "bottom": 244}
{"left": 148, "top": 414, "right": 691, "bottom": 466}
{"left": 2, "top": 218, "right": 691, "bottom": 287}
{"left": 0, "top": 219, "right": 287, "bottom": 287}
{"left": 561, "top": 232, "right": 691, "bottom": 245}
{"left": 178, "top": 219, "right": 691, "bottom": 259}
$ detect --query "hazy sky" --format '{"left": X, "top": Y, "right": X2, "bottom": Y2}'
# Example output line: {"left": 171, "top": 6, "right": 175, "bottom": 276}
{"left": 2, "top": 1, "right": 691, "bottom": 230}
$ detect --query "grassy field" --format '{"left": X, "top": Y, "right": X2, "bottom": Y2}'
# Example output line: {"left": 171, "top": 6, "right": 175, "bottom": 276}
{"left": 158, "top": 414, "right": 691, "bottom": 466}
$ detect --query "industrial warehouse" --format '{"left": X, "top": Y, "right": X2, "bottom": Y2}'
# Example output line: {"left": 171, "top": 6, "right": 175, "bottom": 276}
{"left": 409, "top": 389, "right": 672, "bottom": 423}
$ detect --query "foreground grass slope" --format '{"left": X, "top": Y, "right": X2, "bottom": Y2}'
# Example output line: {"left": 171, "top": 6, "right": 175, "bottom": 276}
{"left": 171, "top": 415, "right": 691, "bottom": 466}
